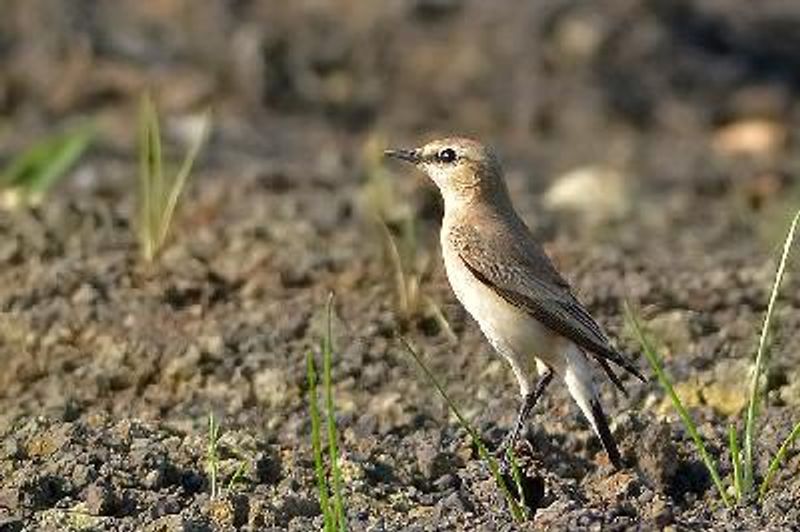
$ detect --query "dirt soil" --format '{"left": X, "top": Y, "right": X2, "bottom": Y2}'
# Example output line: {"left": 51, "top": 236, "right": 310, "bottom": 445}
{"left": 1, "top": 1, "right": 800, "bottom": 530}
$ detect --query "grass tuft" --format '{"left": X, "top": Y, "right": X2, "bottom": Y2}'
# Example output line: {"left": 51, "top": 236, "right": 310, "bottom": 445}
{"left": 307, "top": 350, "right": 334, "bottom": 530}
{"left": 743, "top": 206, "right": 800, "bottom": 494}
{"left": 307, "top": 294, "right": 347, "bottom": 531}
{"left": 207, "top": 412, "right": 220, "bottom": 499}
{"left": 205, "top": 412, "right": 248, "bottom": 499}
{"left": 625, "top": 204, "right": 800, "bottom": 506}
{"left": 359, "top": 135, "right": 455, "bottom": 342}
{"left": 728, "top": 424, "right": 743, "bottom": 501}
{"left": 759, "top": 420, "right": 800, "bottom": 500}
{"left": 323, "top": 294, "right": 347, "bottom": 530}
{"left": 1, "top": 124, "right": 94, "bottom": 208}
{"left": 625, "top": 304, "right": 731, "bottom": 507}
{"left": 137, "top": 92, "right": 210, "bottom": 262}
{"left": 399, "top": 336, "right": 528, "bottom": 522}
{"left": 380, "top": 220, "right": 457, "bottom": 342}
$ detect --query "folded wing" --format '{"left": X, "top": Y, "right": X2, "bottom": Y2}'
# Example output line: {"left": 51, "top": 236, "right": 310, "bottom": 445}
{"left": 450, "top": 224, "right": 645, "bottom": 386}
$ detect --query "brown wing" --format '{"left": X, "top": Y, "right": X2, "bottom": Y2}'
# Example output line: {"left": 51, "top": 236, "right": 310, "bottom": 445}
{"left": 450, "top": 223, "right": 644, "bottom": 384}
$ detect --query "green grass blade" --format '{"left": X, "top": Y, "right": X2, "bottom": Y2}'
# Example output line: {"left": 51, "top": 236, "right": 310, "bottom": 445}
{"left": 1, "top": 125, "right": 94, "bottom": 205}
{"left": 25, "top": 127, "right": 93, "bottom": 199}
{"left": 744, "top": 207, "right": 800, "bottom": 493}
{"left": 138, "top": 94, "right": 156, "bottom": 261}
{"left": 379, "top": 220, "right": 410, "bottom": 318}
{"left": 156, "top": 109, "right": 211, "bottom": 250}
{"left": 728, "top": 424, "right": 742, "bottom": 502}
{"left": 399, "top": 336, "right": 527, "bottom": 522}
{"left": 136, "top": 92, "right": 209, "bottom": 262}
{"left": 422, "top": 295, "right": 458, "bottom": 344}
{"left": 323, "top": 294, "right": 347, "bottom": 531}
{"left": 137, "top": 95, "right": 150, "bottom": 258}
{"left": 0, "top": 142, "right": 47, "bottom": 187}
{"left": 624, "top": 304, "right": 731, "bottom": 507}
{"left": 2, "top": 136, "right": 62, "bottom": 187}
{"left": 307, "top": 350, "right": 334, "bottom": 530}
{"left": 145, "top": 95, "right": 163, "bottom": 237}
{"left": 505, "top": 447, "right": 528, "bottom": 512}
{"left": 226, "top": 460, "right": 247, "bottom": 495}
{"left": 30, "top": 126, "right": 93, "bottom": 197}
{"left": 759, "top": 420, "right": 800, "bottom": 501}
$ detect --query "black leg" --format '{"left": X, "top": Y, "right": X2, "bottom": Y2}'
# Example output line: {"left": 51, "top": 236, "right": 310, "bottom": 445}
{"left": 496, "top": 368, "right": 554, "bottom": 462}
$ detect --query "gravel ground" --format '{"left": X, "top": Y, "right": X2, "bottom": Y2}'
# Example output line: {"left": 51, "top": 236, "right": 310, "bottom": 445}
{"left": 1, "top": 1, "right": 799, "bottom": 530}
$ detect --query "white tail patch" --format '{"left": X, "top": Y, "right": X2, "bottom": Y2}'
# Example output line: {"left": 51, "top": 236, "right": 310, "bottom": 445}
{"left": 563, "top": 344, "right": 600, "bottom": 433}
{"left": 563, "top": 343, "right": 623, "bottom": 468}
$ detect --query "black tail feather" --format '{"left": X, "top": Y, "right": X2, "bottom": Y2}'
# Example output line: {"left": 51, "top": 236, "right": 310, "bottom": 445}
{"left": 589, "top": 397, "right": 624, "bottom": 470}
{"left": 594, "top": 356, "right": 629, "bottom": 397}
{"left": 598, "top": 345, "right": 646, "bottom": 383}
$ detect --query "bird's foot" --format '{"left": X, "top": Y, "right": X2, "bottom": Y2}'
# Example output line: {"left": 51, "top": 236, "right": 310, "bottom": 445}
{"left": 493, "top": 443, "right": 511, "bottom": 474}
{"left": 493, "top": 434, "right": 523, "bottom": 474}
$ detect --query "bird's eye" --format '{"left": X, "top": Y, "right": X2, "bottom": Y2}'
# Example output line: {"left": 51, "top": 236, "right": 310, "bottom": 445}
{"left": 436, "top": 148, "right": 457, "bottom": 164}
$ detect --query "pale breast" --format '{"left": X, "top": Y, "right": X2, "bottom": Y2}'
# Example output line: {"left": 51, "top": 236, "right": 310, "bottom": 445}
{"left": 440, "top": 234, "right": 560, "bottom": 367}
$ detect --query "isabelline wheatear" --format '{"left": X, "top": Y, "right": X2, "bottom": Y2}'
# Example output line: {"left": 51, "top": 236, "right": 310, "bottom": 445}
{"left": 385, "top": 137, "right": 643, "bottom": 469}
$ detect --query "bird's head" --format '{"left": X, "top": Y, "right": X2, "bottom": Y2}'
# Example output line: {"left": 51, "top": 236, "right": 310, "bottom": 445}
{"left": 384, "top": 137, "right": 506, "bottom": 207}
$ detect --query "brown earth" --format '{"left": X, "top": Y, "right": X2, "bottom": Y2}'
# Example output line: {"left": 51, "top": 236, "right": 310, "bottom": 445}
{"left": 1, "top": 1, "right": 799, "bottom": 530}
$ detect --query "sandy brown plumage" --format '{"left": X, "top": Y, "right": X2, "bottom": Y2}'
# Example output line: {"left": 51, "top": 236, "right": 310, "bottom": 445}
{"left": 448, "top": 221, "right": 644, "bottom": 387}
{"left": 386, "top": 136, "right": 641, "bottom": 470}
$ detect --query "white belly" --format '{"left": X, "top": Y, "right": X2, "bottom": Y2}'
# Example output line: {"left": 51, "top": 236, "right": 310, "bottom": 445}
{"left": 441, "top": 241, "right": 562, "bottom": 371}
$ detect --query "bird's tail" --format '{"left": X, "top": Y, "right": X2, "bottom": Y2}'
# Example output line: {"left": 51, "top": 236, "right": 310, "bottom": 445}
{"left": 563, "top": 344, "right": 623, "bottom": 470}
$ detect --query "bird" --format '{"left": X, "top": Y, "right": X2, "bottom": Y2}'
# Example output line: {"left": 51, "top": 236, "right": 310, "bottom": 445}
{"left": 384, "top": 137, "right": 644, "bottom": 470}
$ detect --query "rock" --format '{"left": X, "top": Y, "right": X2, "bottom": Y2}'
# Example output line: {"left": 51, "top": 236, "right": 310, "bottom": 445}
{"left": 636, "top": 422, "right": 678, "bottom": 492}
{"left": 644, "top": 494, "right": 674, "bottom": 528}
{"left": 71, "top": 283, "right": 98, "bottom": 305}
{"left": 142, "top": 515, "right": 185, "bottom": 532}
{"left": 659, "top": 377, "right": 702, "bottom": 417}
{"left": 206, "top": 497, "right": 235, "bottom": 528}
{"left": 435, "top": 490, "right": 470, "bottom": 515}
{"left": 1, "top": 438, "right": 20, "bottom": 460}
{"left": 162, "top": 345, "right": 201, "bottom": 384}
{"left": 738, "top": 171, "right": 791, "bottom": 210}
{"left": 660, "top": 358, "right": 751, "bottom": 417}
{"left": 699, "top": 358, "right": 751, "bottom": 416}
{"left": 0, "top": 488, "right": 21, "bottom": 512}
{"left": 543, "top": 165, "right": 630, "bottom": 227}
{"left": 70, "top": 463, "right": 96, "bottom": 487}
{"left": 84, "top": 482, "right": 117, "bottom": 516}
{"left": 712, "top": 119, "right": 787, "bottom": 158}
{"left": 25, "top": 432, "right": 65, "bottom": 458}
{"left": 778, "top": 368, "right": 800, "bottom": 407}
{"left": 552, "top": 9, "right": 606, "bottom": 63}
{"left": 646, "top": 310, "right": 693, "bottom": 360}
{"left": 151, "top": 494, "right": 182, "bottom": 517}
{"left": 143, "top": 469, "right": 164, "bottom": 490}
{"left": 276, "top": 493, "right": 319, "bottom": 524}
{"left": 252, "top": 367, "right": 293, "bottom": 409}
{"left": 200, "top": 334, "right": 225, "bottom": 359}
{"left": 615, "top": 411, "right": 678, "bottom": 492}
{"left": 367, "top": 392, "right": 412, "bottom": 433}
{"left": 432, "top": 473, "right": 459, "bottom": 491}
{"left": 414, "top": 438, "right": 449, "bottom": 481}
{"left": 593, "top": 470, "right": 639, "bottom": 502}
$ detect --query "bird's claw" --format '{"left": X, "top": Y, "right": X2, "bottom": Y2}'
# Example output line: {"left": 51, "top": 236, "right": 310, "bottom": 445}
{"left": 493, "top": 438, "right": 516, "bottom": 474}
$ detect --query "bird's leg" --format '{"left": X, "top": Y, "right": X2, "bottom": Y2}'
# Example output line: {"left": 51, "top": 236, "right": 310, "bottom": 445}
{"left": 496, "top": 368, "right": 554, "bottom": 467}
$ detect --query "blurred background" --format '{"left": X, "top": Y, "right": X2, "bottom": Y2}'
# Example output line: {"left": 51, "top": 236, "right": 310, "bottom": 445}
{"left": 3, "top": 0, "right": 800, "bottom": 204}
{"left": 2, "top": 1, "right": 800, "bottom": 529}
{"left": 4, "top": 0, "right": 800, "bottom": 465}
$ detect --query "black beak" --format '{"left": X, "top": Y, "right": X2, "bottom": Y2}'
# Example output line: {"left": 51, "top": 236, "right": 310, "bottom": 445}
{"left": 384, "top": 148, "right": 421, "bottom": 164}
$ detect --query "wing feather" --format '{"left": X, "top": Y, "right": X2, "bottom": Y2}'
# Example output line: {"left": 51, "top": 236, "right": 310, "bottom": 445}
{"left": 450, "top": 224, "right": 644, "bottom": 383}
